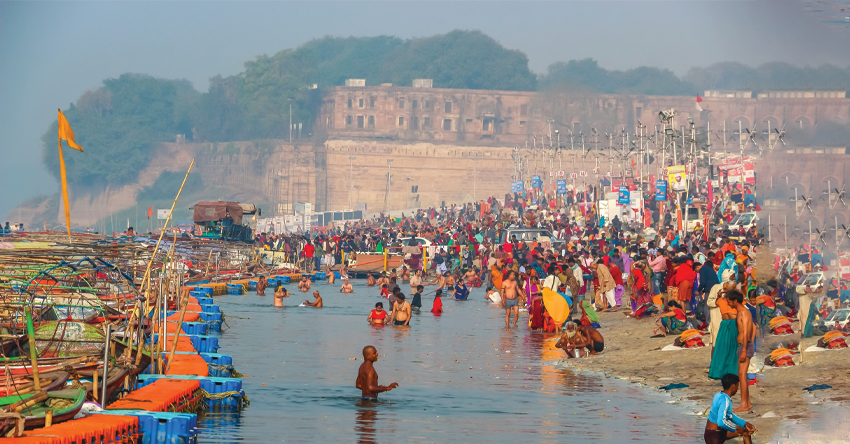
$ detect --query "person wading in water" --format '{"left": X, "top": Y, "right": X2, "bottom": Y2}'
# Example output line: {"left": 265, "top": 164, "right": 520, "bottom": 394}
{"left": 356, "top": 345, "right": 398, "bottom": 401}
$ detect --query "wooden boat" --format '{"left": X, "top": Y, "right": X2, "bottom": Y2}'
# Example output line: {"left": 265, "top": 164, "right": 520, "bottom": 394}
{"left": 78, "top": 366, "right": 131, "bottom": 404}
{"left": 0, "top": 388, "right": 86, "bottom": 429}
{"left": 111, "top": 338, "right": 153, "bottom": 377}
{"left": 342, "top": 253, "right": 403, "bottom": 274}
{"left": 0, "top": 355, "right": 99, "bottom": 376}
{"left": 0, "top": 371, "right": 69, "bottom": 397}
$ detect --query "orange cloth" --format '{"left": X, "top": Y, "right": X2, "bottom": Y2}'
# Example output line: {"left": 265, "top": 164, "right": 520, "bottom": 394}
{"left": 717, "top": 297, "right": 737, "bottom": 316}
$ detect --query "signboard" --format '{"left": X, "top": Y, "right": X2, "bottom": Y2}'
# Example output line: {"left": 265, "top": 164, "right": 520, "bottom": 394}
{"left": 516, "top": 180, "right": 524, "bottom": 190}
{"left": 558, "top": 170, "right": 565, "bottom": 177}
{"left": 667, "top": 165, "right": 688, "bottom": 193}
{"left": 531, "top": 199, "right": 538, "bottom": 205}
{"left": 570, "top": 173, "right": 578, "bottom": 179}
{"left": 157, "top": 209, "right": 170, "bottom": 220}
{"left": 593, "top": 168, "right": 601, "bottom": 173}
{"left": 556, "top": 180, "right": 567, "bottom": 195}
{"left": 579, "top": 171, "right": 588, "bottom": 177}
{"left": 511, "top": 181, "right": 518, "bottom": 193}
{"left": 618, "top": 186, "right": 630, "bottom": 204}
{"left": 655, "top": 179, "right": 668, "bottom": 201}
{"left": 532, "top": 175, "right": 543, "bottom": 188}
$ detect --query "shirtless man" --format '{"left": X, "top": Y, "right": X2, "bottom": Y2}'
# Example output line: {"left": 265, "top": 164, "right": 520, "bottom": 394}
{"left": 400, "top": 266, "right": 411, "bottom": 283}
{"left": 376, "top": 272, "right": 389, "bottom": 288}
{"left": 298, "top": 276, "right": 311, "bottom": 292}
{"left": 256, "top": 276, "right": 268, "bottom": 296}
{"left": 367, "top": 273, "right": 376, "bottom": 287}
{"left": 502, "top": 270, "right": 519, "bottom": 328}
{"left": 303, "top": 290, "right": 323, "bottom": 307}
{"left": 356, "top": 345, "right": 398, "bottom": 401}
{"left": 389, "top": 294, "right": 411, "bottom": 326}
{"left": 273, "top": 284, "right": 290, "bottom": 307}
{"left": 409, "top": 270, "right": 428, "bottom": 295}
{"left": 556, "top": 321, "right": 585, "bottom": 358}
{"left": 327, "top": 272, "right": 335, "bottom": 285}
{"left": 340, "top": 278, "right": 354, "bottom": 293}
{"left": 729, "top": 290, "right": 755, "bottom": 413}
{"left": 445, "top": 273, "right": 456, "bottom": 288}
{"left": 462, "top": 268, "right": 477, "bottom": 286}
{"left": 579, "top": 324, "right": 605, "bottom": 356}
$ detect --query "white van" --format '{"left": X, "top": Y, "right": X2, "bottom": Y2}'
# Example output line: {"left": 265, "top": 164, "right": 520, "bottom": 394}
{"left": 728, "top": 212, "right": 759, "bottom": 232}
{"left": 795, "top": 271, "right": 824, "bottom": 295}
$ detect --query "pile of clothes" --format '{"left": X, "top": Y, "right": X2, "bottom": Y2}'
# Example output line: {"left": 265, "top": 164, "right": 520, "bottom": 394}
{"left": 673, "top": 329, "right": 706, "bottom": 348}
{"left": 765, "top": 347, "right": 796, "bottom": 367}
{"left": 769, "top": 316, "right": 795, "bottom": 336}
{"left": 817, "top": 331, "right": 849, "bottom": 349}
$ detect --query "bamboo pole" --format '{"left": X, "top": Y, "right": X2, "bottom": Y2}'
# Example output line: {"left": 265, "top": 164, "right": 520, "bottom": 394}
{"left": 166, "top": 289, "right": 190, "bottom": 373}
{"left": 135, "top": 159, "right": 195, "bottom": 367}
{"left": 24, "top": 308, "right": 41, "bottom": 392}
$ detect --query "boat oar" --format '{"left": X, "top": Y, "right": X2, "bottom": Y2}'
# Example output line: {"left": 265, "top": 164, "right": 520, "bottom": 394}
{"left": 5, "top": 390, "right": 48, "bottom": 413}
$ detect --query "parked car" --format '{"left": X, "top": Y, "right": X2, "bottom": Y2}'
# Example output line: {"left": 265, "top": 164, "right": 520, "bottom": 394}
{"left": 822, "top": 308, "right": 850, "bottom": 329}
{"left": 497, "top": 228, "right": 564, "bottom": 248}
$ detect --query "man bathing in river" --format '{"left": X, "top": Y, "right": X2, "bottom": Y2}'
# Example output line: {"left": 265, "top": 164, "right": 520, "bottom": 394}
{"left": 389, "top": 294, "right": 411, "bottom": 326}
{"left": 298, "top": 276, "right": 311, "bottom": 292}
{"left": 356, "top": 345, "right": 398, "bottom": 401}
{"left": 340, "top": 278, "right": 354, "bottom": 293}
{"left": 256, "top": 276, "right": 268, "bottom": 296}
{"left": 303, "top": 290, "right": 323, "bottom": 307}
{"left": 273, "top": 284, "right": 290, "bottom": 307}
{"left": 502, "top": 270, "right": 519, "bottom": 328}
{"left": 556, "top": 321, "right": 605, "bottom": 358}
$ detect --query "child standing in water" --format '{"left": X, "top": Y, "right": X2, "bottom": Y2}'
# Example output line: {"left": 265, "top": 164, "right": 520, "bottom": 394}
{"left": 431, "top": 289, "right": 444, "bottom": 315}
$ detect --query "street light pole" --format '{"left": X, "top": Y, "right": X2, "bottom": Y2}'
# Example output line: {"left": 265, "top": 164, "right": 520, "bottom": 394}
{"left": 385, "top": 159, "right": 394, "bottom": 213}
{"left": 348, "top": 156, "right": 356, "bottom": 209}
{"left": 289, "top": 101, "right": 293, "bottom": 143}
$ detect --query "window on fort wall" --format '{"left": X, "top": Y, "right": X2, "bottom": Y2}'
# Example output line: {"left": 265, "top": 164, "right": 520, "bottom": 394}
{"left": 368, "top": 116, "right": 375, "bottom": 128}
{"left": 346, "top": 116, "right": 353, "bottom": 127}
{"left": 443, "top": 119, "right": 452, "bottom": 131}
{"left": 347, "top": 99, "right": 352, "bottom": 109}
{"left": 445, "top": 102, "right": 452, "bottom": 113}
{"left": 398, "top": 116, "right": 405, "bottom": 127}
{"left": 412, "top": 100, "right": 418, "bottom": 109}
{"left": 425, "top": 100, "right": 431, "bottom": 109}
{"left": 424, "top": 117, "right": 431, "bottom": 128}
{"left": 370, "top": 98, "right": 376, "bottom": 108}
{"left": 359, "top": 98, "right": 364, "bottom": 108}
{"left": 399, "top": 99, "right": 405, "bottom": 109}
{"left": 412, "top": 116, "right": 419, "bottom": 130}
{"left": 357, "top": 116, "right": 364, "bottom": 129}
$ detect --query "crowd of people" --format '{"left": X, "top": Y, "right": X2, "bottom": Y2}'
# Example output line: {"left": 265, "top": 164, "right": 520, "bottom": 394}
{"left": 249, "top": 186, "right": 850, "bottom": 443}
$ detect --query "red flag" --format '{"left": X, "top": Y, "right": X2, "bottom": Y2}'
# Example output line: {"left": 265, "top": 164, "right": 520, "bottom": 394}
{"left": 147, "top": 206, "right": 153, "bottom": 219}
{"left": 696, "top": 95, "right": 703, "bottom": 103}
{"left": 695, "top": 95, "right": 703, "bottom": 112}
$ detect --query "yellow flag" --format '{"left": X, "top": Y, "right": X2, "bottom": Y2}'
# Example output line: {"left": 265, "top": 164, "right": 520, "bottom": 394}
{"left": 57, "top": 109, "right": 83, "bottom": 240}
{"left": 58, "top": 109, "right": 83, "bottom": 152}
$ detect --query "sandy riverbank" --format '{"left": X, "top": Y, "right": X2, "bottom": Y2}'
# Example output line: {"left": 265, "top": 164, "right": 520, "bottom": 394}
{"left": 551, "top": 310, "right": 850, "bottom": 443}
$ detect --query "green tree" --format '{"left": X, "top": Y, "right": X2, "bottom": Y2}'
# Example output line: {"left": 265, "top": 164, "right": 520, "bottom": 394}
{"left": 42, "top": 74, "right": 198, "bottom": 186}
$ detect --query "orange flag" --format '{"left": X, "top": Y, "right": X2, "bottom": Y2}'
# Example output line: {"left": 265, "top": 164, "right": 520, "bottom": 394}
{"left": 57, "top": 109, "right": 83, "bottom": 239}
{"left": 148, "top": 207, "right": 153, "bottom": 219}
{"left": 58, "top": 109, "right": 83, "bottom": 152}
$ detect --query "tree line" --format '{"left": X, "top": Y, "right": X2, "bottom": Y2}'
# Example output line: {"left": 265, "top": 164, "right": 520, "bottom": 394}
{"left": 41, "top": 29, "right": 850, "bottom": 188}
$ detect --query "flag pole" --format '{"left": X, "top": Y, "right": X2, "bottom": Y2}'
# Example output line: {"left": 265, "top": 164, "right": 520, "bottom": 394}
{"left": 58, "top": 122, "right": 71, "bottom": 243}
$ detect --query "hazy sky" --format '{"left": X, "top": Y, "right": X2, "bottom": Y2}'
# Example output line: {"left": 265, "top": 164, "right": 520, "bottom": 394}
{"left": 1, "top": 0, "right": 848, "bottom": 219}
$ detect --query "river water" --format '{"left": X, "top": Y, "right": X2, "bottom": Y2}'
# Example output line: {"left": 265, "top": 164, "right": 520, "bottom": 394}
{"left": 197, "top": 281, "right": 703, "bottom": 443}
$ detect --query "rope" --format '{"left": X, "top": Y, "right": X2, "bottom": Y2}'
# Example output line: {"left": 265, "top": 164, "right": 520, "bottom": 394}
{"left": 198, "top": 388, "right": 249, "bottom": 408}
{"left": 206, "top": 363, "right": 243, "bottom": 378}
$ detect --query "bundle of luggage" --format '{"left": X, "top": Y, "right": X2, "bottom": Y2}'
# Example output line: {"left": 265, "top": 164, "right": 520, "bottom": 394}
{"left": 817, "top": 331, "right": 849, "bottom": 349}
{"left": 764, "top": 347, "right": 796, "bottom": 367}
{"left": 769, "top": 316, "right": 794, "bottom": 335}
{"left": 673, "top": 329, "right": 706, "bottom": 348}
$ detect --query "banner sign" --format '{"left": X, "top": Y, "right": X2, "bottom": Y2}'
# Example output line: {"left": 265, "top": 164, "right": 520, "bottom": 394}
{"left": 655, "top": 180, "right": 667, "bottom": 201}
{"left": 532, "top": 175, "right": 543, "bottom": 188}
{"left": 157, "top": 209, "right": 170, "bottom": 220}
{"left": 667, "top": 165, "right": 688, "bottom": 193}
{"left": 556, "top": 180, "right": 567, "bottom": 195}
{"left": 618, "top": 186, "right": 630, "bottom": 204}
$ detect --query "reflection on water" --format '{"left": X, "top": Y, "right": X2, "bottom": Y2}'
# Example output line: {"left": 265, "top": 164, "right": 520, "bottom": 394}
{"left": 198, "top": 281, "right": 701, "bottom": 443}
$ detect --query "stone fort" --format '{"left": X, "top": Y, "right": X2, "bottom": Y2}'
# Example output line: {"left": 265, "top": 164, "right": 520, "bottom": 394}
{"left": 47, "top": 81, "right": 850, "bottom": 235}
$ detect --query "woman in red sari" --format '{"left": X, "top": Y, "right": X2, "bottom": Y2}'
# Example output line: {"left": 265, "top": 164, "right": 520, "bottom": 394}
{"left": 628, "top": 261, "right": 652, "bottom": 312}
{"left": 672, "top": 257, "right": 697, "bottom": 312}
